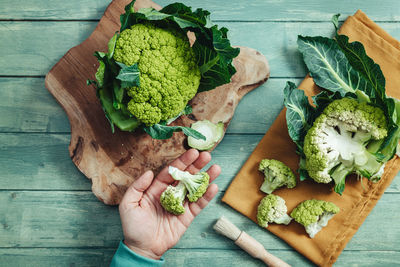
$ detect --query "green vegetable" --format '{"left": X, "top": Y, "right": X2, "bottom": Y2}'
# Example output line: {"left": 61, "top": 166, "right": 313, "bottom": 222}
{"left": 257, "top": 194, "right": 292, "bottom": 228}
{"left": 168, "top": 166, "right": 209, "bottom": 202}
{"left": 188, "top": 120, "right": 224, "bottom": 150}
{"left": 283, "top": 14, "right": 400, "bottom": 194}
{"left": 88, "top": 0, "right": 239, "bottom": 140}
{"left": 290, "top": 199, "right": 339, "bottom": 238}
{"left": 258, "top": 159, "right": 296, "bottom": 194}
{"left": 160, "top": 182, "right": 187, "bottom": 215}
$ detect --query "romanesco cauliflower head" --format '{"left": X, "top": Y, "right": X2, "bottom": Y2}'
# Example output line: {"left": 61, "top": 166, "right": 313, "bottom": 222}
{"left": 257, "top": 194, "right": 292, "bottom": 228}
{"left": 160, "top": 182, "right": 187, "bottom": 215}
{"left": 303, "top": 98, "right": 388, "bottom": 192}
{"left": 113, "top": 23, "right": 201, "bottom": 125}
{"left": 258, "top": 159, "right": 296, "bottom": 194}
{"left": 168, "top": 166, "right": 209, "bottom": 202}
{"left": 290, "top": 199, "right": 339, "bottom": 238}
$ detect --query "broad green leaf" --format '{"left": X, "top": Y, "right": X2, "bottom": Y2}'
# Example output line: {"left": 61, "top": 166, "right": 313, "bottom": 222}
{"left": 333, "top": 14, "right": 385, "bottom": 101}
{"left": 107, "top": 33, "right": 118, "bottom": 59}
{"left": 283, "top": 81, "right": 314, "bottom": 144}
{"left": 144, "top": 124, "right": 205, "bottom": 140}
{"left": 116, "top": 62, "right": 140, "bottom": 88}
{"left": 298, "top": 35, "right": 371, "bottom": 96}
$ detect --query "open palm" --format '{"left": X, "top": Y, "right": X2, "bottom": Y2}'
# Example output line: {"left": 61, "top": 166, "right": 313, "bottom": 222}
{"left": 118, "top": 149, "right": 220, "bottom": 260}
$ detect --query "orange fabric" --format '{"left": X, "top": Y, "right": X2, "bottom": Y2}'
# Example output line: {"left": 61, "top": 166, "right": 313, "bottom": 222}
{"left": 222, "top": 10, "right": 400, "bottom": 266}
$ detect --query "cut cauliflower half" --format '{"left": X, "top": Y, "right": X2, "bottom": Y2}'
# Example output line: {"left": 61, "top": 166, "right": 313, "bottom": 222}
{"left": 290, "top": 199, "right": 339, "bottom": 238}
{"left": 113, "top": 23, "right": 201, "bottom": 125}
{"left": 257, "top": 194, "right": 292, "bottom": 228}
{"left": 303, "top": 98, "right": 388, "bottom": 193}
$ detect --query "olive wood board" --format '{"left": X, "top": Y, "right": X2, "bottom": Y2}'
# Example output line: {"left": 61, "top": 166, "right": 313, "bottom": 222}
{"left": 45, "top": 0, "right": 270, "bottom": 205}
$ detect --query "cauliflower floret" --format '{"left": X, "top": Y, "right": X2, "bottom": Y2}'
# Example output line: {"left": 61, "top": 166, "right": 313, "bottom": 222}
{"left": 160, "top": 182, "right": 187, "bottom": 215}
{"left": 303, "top": 98, "right": 388, "bottom": 194}
{"left": 168, "top": 166, "right": 209, "bottom": 202}
{"left": 257, "top": 194, "right": 292, "bottom": 228}
{"left": 113, "top": 23, "right": 201, "bottom": 126}
{"left": 290, "top": 199, "right": 339, "bottom": 238}
{"left": 258, "top": 159, "right": 296, "bottom": 194}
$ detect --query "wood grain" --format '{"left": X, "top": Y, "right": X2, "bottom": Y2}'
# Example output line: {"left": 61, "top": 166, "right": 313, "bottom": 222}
{"left": 1, "top": 133, "right": 399, "bottom": 192}
{"left": 44, "top": 0, "right": 270, "bottom": 204}
{"left": 0, "top": 190, "right": 398, "bottom": 250}
{"left": 2, "top": 0, "right": 400, "bottom": 21}
{"left": 1, "top": 248, "right": 400, "bottom": 267}
{"left": 2, "top": 0, "right": 400, "bottom": 265}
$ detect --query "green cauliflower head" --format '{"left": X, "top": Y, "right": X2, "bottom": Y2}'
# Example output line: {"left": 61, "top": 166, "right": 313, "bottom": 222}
{"left": 258, "top": 159, "right": 297, "bottom": 194}
{"left": 257, "top": 194, "right": 292, "bottom": 228}
{"left": 160, "top": 182, "right": 187, "bottom": 215}
{"left": 290, "top": 199, "right": 339, "bottom": 238}
{"left": 303, "top": 98, "right": 388, "bottom": 193}
{"left": 168, "top": 166, "right": 209, "bottom": 202}
{"left": 113, "top": 23, "right": 201, "bottom": 126}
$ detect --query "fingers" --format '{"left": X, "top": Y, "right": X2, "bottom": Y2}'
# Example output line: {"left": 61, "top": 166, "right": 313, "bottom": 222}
{"left": 121, "top": 170, "right": 154, "bottom": 206}
{"left": 185, "top": 151, "right": 211, "bottom": 174}
{"left": 156, "top": 149, "right": 200, "bottom": 184}
{"left": 205, "top": 164, "right": 221, "bottom": 183}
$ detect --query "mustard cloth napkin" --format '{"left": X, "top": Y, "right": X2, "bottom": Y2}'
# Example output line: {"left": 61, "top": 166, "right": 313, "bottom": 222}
{"left": 222, "top": 10, "right": 400, "bottom": 267}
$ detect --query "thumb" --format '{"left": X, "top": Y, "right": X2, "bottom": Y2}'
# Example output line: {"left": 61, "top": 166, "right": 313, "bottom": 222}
{"left": 121, "top": 170, "right": 154, "bottom": 205}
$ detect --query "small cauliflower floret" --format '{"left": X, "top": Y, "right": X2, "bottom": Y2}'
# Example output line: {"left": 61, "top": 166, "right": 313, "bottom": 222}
{"left": 168, "top": 166, "right": 209, "bottom": 202}
{"left": 160, "top": 182, "right": 187, "bottom": 215}
{"left": 258, "top": 159, "right": 296, "bottom": 194}
{"left": 290, "top": 199, "right": 339, "bottom": 238}
{"left": 304, "top": 98, "right": 388, "bottom": 193}
{"left": 113, "top": 23, "right": 201, "bottom": 126}
{"left": 257, "top": 194, "right": 292, "bottom": 228}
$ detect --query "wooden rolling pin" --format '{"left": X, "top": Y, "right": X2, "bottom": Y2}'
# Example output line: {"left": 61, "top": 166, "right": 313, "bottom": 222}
{"left": 213, "top": 216, "right": 291, "bottom": 267}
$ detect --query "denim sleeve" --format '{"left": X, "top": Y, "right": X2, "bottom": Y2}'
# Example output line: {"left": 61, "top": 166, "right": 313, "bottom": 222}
{"left": 110, "top": 241, "right": 164, "bottom": 267}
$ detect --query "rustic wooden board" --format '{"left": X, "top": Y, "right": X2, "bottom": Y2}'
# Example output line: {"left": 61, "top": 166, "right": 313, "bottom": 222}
{"left": 44, "top": 0, "right": 270, "bottom": 204}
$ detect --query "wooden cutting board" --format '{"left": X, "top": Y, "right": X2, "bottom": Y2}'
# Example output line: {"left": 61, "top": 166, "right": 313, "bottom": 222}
{"left": 45, "top": 0, "right": 270, "bottom": 205}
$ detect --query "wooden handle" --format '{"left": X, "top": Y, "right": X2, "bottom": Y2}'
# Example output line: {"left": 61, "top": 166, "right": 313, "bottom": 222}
{"left": 235, "top": 232, "right": 291, "bottom": 267}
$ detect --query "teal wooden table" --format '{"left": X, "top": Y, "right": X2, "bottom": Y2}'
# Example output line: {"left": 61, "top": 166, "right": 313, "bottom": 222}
{"left": 1, "top": 0, "right": 400, "bottom": 266}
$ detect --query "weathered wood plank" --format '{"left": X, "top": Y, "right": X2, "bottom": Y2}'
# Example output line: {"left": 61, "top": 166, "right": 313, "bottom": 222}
{"left": 0, "top": 78, "right": 297, "bottom": 134}
{"left": 0, "top": 248, "right": 399, "bottom": 267}
{"left": 1, "top": 22, "right": 400, "bottom": 76}
{"left": 0, "top": 248, "right": 114, "bottom": 267}
{"left": 0, "top": 78, "right": 70, "bottom": 133}
{"left": 1, "top": 133, "right": 399, "bottom": 192}
{"left": 0, "top": 190, "right": 399, "bottom": 251}
{"left": 1, "top": 0, "right": 399, "bottom": 22}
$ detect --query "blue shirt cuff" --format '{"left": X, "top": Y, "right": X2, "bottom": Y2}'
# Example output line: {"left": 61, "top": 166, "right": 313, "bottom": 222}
{"left": 110, "top": 241, "right": 164, "bottom": 267}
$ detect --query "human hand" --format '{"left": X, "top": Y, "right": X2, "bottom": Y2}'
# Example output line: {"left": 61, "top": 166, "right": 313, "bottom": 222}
{"left": 119, "top": 149, "right": 221, "bottom": 260}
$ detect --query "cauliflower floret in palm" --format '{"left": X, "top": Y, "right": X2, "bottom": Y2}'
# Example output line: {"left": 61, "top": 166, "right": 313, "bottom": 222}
{"left": 160, "top": 182, "right": 187, "bottom": 215}
{"left": 168, "top": 166, "right": 209, "bottom": 202}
